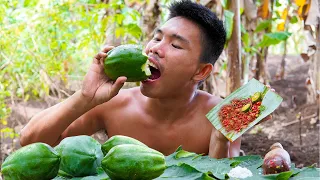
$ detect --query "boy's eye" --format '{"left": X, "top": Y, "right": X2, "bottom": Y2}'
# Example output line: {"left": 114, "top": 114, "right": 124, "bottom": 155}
{"left": 153, "top": 37, "right": 161, "bottom": 41}
{"left": 172, "top": 44, "right": 182, "bottom": 49}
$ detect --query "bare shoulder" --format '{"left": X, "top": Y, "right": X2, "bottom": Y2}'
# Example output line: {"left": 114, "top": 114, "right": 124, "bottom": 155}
{"left": 196, "top": 90, "right": 223, "bottom": 112}
{"left": 96, "top": 87, "right": 140, "bottom": 110}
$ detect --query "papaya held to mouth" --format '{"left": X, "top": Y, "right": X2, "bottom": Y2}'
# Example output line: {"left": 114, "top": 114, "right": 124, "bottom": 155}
{"left": 104, "top": 44, "right": 157, "bottom": 82}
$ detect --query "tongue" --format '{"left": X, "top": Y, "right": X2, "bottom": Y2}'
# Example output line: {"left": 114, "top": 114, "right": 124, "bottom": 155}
{"left": 149, "top": 67, "right": 161, "bottom": 80}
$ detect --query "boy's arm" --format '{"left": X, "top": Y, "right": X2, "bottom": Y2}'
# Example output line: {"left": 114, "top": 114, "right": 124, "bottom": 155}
{"left": 208, "top": 129, "right": 230, "bottom": 158}
{"left": 20, "top": 91, "right": 100, "bottom": 147}
{"left": 229, "top": 137, "right": 241, "bottom": 157}
{"left": 206, "top": 95, "right": 240, "bottom": 158}
{"left": 20, "top": 45, "right": 126, "bottom": 147}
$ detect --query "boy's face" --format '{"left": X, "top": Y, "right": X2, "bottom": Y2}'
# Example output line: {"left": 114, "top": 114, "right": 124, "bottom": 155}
{"left": 141, "top": 17, "right": 203, "bottom": 98}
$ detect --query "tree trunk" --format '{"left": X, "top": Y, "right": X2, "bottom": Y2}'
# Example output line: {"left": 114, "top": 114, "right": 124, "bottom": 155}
{"left": 242, "top": 0, "right": 257, "bottom": 84}
{"left": 316, "top": 24, "right": 319, "bottom": 121}
{"left": 255, "top": 0, "right": 274, "bottom": 84}
{"left": 279, "top": 39, "right": 287, "bottom": 79}
{"left": 103, "top": 0, "right": 122, "bottom": 46}
{"left": 242, "top": 53, "right": 251, "bottom": 84}
{"left": 143, "top": 0, "right": 160, "bottom": 40}
{"left": 255, "top": 49, "right": 263, "bottom": 81}
{"left": 226, "top": 0, "right": 241, "bottom": 95}
{"left": 198, "top": 0, "right": 219, "bottom": 94}
{"left": 278, "top": 5, "right": 290, "bottom": 80}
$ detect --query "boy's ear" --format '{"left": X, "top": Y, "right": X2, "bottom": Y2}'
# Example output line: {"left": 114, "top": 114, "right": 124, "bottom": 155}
{"left": 192, "top": 63, "right": 213, "bottom": 82}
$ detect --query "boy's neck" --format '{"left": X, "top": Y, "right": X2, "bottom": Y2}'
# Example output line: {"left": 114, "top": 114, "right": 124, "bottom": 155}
{"left": 144, "top": 87, "right": 199, "bottom": 123}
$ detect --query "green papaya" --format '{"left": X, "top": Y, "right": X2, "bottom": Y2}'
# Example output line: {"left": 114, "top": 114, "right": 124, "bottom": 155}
{"left": 1, "top": 142, "right": 60, "bottom": 180}
{"left": 104, "top": 44, "right": 154, "bottom": 82}
{"left": 53, "top": 168, "right": 110, "bottom": 180}
{"left": 54, "top": 135, "right": 104, "bottom": 177}
{"left": 101, "top": 135, "right": 147, "bottom": 155}
{"left": 101, "top": 144, "right": 166, "bottom": 180}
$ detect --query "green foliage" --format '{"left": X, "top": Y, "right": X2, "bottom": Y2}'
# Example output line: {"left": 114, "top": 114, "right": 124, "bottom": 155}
{"left": 255, "top": 20, "right": 272, "bottom": 33}
{"left": 224, "top": 10, "right": 234, "bottom": 41}
{"left": 0, "top": 0, "right": 142, "bottom": 137}
{"left": 54, "top": 168, "right": 110, "bottom": 180}
{"left": 257, "top": 32, "right": 292, "bottom": 47}
{"left": 157, "top": 148, "right": 320, "bottom": 180}
{"left": 220, "top": 0, "right": 230, "bottom": 9}
{"left": 155, "top": 163, "right": 214, "bottom": 180}
{"left": 290, "top": 16, "right": 299, "bottom": 24}
{"left": 165, "top": 148, "right": 263, "bottom": 179}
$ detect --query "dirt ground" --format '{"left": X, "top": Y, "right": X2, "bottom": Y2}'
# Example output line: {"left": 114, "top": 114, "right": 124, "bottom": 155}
{"left": 0, "top": 55, "right": 319, "bottom": 168}
{"left": 241, "top": 55, "right": 319, "bottom": 168}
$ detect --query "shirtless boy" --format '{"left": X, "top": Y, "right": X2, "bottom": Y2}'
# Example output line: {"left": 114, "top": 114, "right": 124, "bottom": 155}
{"left": 20, "top": 0, "right": 269, "bottom": 158}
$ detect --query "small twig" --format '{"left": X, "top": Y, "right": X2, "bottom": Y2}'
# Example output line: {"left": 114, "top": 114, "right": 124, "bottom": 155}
{"left": 282, "top": 113, "right": 318, "bottom": 127}
{"left": 15, "top": 74, "right": 28, "bottom": 124}
{"left": 291, "top": 95, "right": 297, "bottom": 109}
{"left": 0, "top": 60, "right": 10, "bottom": 70}
{"left": 297, "top": 112, "right": 302, "bottom": 146}
{"left": 24, "top": 42, "right": 68, "bottom": 99}
{"left": 59, "top": 89, "right": 72, "bottom": 97}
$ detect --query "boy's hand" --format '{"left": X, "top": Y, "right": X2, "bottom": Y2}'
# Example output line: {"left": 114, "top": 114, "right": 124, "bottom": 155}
{"left": 81, "top": 45, "right": 127, "bottom": 106}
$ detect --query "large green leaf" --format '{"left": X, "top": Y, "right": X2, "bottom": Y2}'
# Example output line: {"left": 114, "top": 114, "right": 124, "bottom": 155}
{"left": 155, "top": 163, "right": 215, "bottom": 180}
{"left": 257, "top": 32, "right": 291, "bottom": 48}
{"left": 255, "top": 20, "right": 272, "bottom": 33}
{"left": 52, "top": 148, "right": 320, "bottom": 180}
{"left": 165, "top": 149, "right": 320, "bottom": 179}
{"left": 224, "top": 10, "right": 234, "bottom": 41}
{"left": 166, "top": 149, "right": 263, "bottom": 179}
{"left": 53, "top": 168, "right": 110, "bottom": 180}
{"left": 206, "top": 78, "right": 283, "bottom": 142}
{"left": 291, "top": 166, "right": 320, "bottom": 179}
{"left": 220, "top": 0, "right": 229, "bottom": 9}
{"left": 126, "top": 23, "right": 142, "bottom": 39}
{"left": 290, "top": 16, "right": 298, "bottom": 24}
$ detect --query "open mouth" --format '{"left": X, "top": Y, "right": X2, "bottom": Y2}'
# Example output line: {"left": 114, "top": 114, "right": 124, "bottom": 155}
{"left": 146, "top": 60, "right": 161, "bottom": 80}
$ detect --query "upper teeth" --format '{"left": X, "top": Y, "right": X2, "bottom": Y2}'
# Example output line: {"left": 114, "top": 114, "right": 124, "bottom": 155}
{"left": 148, "top": 61, "right": 158, "bottom": 69}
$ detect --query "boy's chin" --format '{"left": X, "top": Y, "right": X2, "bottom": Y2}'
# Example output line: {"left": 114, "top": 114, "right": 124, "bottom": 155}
{"left": 140, "top": 85, "right": 157, "bottom": 98}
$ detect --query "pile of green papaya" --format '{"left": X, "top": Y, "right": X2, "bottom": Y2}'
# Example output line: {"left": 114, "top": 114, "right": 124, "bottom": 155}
{"left": 0, "top": 135, "right": 166, "bottom": 180}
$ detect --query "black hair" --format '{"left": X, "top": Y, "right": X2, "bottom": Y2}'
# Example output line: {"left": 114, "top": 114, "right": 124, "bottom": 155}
{"left": 168, "top": 0, "right": 226, "bottom": 65}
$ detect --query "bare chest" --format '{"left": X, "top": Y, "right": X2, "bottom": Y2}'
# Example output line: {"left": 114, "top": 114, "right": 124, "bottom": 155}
{"left": 105, "top": 109, "right": 213, "bottom": 155}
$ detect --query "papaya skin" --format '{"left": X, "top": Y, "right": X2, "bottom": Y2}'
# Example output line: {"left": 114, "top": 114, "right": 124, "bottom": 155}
{"left": 101, "top": 135, "right": 148, "bottom": 155}
{"left": 104, "top": 44, "right": 151, "bottom": 82}
{"left": 54, "top": 135, "right": 104, "bottom": 177}
{"left": 1, "top": 143, "right": 61, "bottom": 180}
{"left": 102, "top": 144, "right": 166, "bottom": 180}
